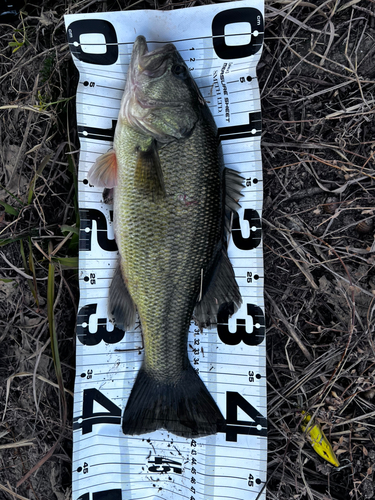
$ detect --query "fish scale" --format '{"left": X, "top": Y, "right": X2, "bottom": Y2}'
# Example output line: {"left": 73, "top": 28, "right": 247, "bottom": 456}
{"left": 115, "top": 121, "right": 222, "bottom": 382}
{"left": 88, "top": 35, "right": 243, "bottom": 437}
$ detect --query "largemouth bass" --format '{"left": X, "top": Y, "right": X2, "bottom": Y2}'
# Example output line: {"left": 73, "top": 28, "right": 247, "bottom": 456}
{"left": 88, "top": 36, "right": 243, "bottom": 438}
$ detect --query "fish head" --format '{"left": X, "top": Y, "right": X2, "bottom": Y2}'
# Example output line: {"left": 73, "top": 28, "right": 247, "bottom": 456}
{"left": 120, "top": 35, "right": 205, "bottom": 143}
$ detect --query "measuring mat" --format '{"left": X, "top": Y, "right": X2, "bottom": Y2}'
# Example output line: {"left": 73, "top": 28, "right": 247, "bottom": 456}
{"left": 65, "top": 2, "right": 266, "bottom": 499}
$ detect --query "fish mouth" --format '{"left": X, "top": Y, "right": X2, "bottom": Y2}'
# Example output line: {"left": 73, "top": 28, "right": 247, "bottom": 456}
{"left": 127, "top": 36, "right": 183, "bottom": 114}
{"left": 121, "top": 36, "right": 199, "bottom": 141}
{"left": 133, "top": 35, "right": 176, "bottom": 78}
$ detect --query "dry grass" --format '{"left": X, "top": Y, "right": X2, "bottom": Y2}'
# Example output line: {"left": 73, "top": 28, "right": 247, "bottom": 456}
{"left": 262, "top": 1, "right": 375, "bottom": 498}
{"left": 0, "top": 0, "right": 374, "bottom": 499}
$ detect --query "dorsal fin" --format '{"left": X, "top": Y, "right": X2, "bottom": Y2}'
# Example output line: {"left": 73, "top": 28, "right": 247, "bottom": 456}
{"left": 225, "top": 168, "right": 244, "bottom": 212}
{"left": 224, "top": 168, "right": 244, "bottom": 234}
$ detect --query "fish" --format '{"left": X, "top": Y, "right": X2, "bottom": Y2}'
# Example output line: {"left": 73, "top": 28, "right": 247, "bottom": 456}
{"left": 88, "top": 35, "right": 244, "bottom": 438}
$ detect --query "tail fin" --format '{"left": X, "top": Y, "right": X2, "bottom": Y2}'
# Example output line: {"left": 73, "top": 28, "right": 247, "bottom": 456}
{"left": 122, "top": 364, "right": 224, "bottom": 438}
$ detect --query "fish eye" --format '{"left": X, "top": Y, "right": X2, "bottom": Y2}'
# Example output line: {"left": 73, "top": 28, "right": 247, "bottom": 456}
{"left": 172, "top": 63, "right": 188, "bottom": 79}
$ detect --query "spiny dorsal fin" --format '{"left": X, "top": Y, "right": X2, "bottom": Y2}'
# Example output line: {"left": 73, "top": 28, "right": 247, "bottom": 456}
{"left": 134, "top": 140, "right": 166, "bottom": 197}
{"left": 224, "top": 168, "right": 244, "bottom": 236}
{"left": 87, "top": 149, "right": 118, "bottom": 188}
{"left": 225, "top": 168, "right": 244, "bottom": 213}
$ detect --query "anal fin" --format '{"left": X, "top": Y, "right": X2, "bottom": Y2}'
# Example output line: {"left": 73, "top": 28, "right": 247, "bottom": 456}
{"left": 109, "top": 261, "right": 136, "bottom": 331}
{"left": 194, "top": 247, "right": 242, "bottom": 329}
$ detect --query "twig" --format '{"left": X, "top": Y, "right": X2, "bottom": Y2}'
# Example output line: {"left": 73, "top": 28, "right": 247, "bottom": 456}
{"left": 265, "top": 290, "right": 314, "bottom": 364}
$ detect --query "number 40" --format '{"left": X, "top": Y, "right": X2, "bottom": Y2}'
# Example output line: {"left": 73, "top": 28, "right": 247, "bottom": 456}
{"left": 74, "top": 388, "right": 267, "bottom": 442}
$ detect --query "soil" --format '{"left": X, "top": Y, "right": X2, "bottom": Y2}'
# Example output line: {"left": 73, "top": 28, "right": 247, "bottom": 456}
{"left": 261, "top": 2, "right": 375, "bottom": 498}
{"left": 0, "top": 1, "right": 374, "bottom": 499}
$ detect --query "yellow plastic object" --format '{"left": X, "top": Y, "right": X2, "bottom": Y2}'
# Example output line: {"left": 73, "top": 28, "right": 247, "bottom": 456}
{"left": 301, "top": 412, "right": 340, "bottom": 467}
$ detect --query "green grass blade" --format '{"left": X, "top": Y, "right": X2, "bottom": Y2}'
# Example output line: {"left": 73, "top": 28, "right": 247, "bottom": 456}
{"left": 47, "top": 249, "right": 67, "bottom": 415}
{"left": 27, "top": 237, "right": 39, "bottom": 307}
{"left": 19, "top": 239, "right": 39, "bottom": 307}
{"left": 60, "top": 224, "right": 79, "bottom": 235}
{"left": 0, "top": 200, "right": 19, "bottom": 216}
{"left": 51, "top": 256, "right": 78, "bottom": 268}
{"left": 27, "top": 154, "right": 52, "bottom": 205}
{"left": 0, "top": 184, "right": 24, "bottom": 206}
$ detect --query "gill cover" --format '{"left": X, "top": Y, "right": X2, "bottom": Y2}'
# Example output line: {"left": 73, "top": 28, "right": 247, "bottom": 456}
{"left": 119, "top": 35, "right": 205, "bottom": 142}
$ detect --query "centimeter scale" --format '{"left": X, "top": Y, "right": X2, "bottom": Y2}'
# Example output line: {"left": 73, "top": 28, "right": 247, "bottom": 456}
{"left": 65, "top": 2, "right": 266, "bottom": 499}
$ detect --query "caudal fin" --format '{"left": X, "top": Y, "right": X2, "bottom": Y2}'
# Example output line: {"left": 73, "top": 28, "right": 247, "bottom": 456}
{"left": 122, "top": 364, "right": 224, "bottom": 438}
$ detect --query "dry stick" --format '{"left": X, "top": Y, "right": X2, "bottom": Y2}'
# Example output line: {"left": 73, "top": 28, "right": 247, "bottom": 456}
{"left": 267, "top": 369, "right": 319, "bottom": 416}
{"left": 325, "top": 100, "right": 375, "bottom": 120}
{"left": 294, "top": 232, "right": 356, "bottom": 408}
{"left": 344, "top": 7, "right": 366, "bottom": 104}
{"left": 265, "top": 219, "right": 319, "bottom": 290}
{"left": 0, "top": 439, "right": 35, "bottom": 450}
{"left": 294, "top": 80, "right": 353, "bottom": 103}
{"left": 6, "top": 76, "right": 40, "bottom": 191}
{"left": 263, "top": 0, "right": 337, "bottom": 98}
{"left": 16, "top": 254, "right": 67, "bottom": 488}
{"left": 32, "top": 240, "right": 78, "bottom": 314}
{"left": 348, "top": 426, "right": 359, "bottom": 500}
{"left": 307, "top": 152, "right": 375, "bottom": 179}
{"left": 266, "top": 225, "right": 357, "bottom": 394}
{"left": 3, "top": 372, "right": 73, "bottom": 421}
{"left": 0, "top": 483, "right": 30, "bottom": 500}
{"left": 0, "top": 104, "right": 53, "bottom": 116}
{"left": 266, "top": 4, "right": 323, "bottom": 34}
{"left": 263, "top": 0, "right": 356, "bottom": 97}
{"left": 0, "top": 252, "right": 48, "bottom": 281}
{"left": 16, "top": 442, "right": 61, "bottom": 488}
{"left": 265, "top": 290, "right": 314, "bottom": 365}
{"left": 318, "top": 18, "right": 336, "bottom": 67}
{"left": 298, "top": 447, "right": 314, "bottom": 500}
{"left": 0, "top": 46, "right": 63, "bottom": 83}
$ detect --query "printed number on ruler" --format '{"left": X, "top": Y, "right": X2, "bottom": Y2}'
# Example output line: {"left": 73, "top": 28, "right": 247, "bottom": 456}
{"left": 71, "top": 6, "right": 266, "bottom": 499}
{"left": 67, "top": 9, "right": 264, "bottom": 64}
{"left": 76, "top": 490, "right": 122, "bottom": 500}
{"left": 75, "top": 195, "right": 266, "bottom": 440}
{"left": 72, "top": 3, "right": 266, "bottom": 437}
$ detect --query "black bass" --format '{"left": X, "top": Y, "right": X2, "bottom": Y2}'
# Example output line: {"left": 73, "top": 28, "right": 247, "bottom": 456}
{"left": 88, "top": 36, "right": 243, "bottom": 438}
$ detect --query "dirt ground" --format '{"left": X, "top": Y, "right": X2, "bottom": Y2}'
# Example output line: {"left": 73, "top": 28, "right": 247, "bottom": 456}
{"left": 0, "top": 1, "right": 374, "bottom": 499}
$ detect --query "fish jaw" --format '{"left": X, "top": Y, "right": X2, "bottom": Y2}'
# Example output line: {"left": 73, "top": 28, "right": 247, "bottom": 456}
{"left": 118, "top": 36, "right": 175, "bottom": 132}
{"left": 117, "top": 35, "right": 201, "bottom": 143}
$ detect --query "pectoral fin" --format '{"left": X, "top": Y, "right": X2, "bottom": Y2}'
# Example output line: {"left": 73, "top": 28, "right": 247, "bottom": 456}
{"left": 194, "top": 247, "right": 242, "bottom": 329}
{"left": 88, "top": 149, "right": 118, "bottom": 188}
{"left": 135, "top": 141, "right": 166, "bottom": 197}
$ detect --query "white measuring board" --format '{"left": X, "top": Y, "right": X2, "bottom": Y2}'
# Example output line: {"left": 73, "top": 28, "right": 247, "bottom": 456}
{"left": 65, "top": 2, "right": 266, "bottom": 499}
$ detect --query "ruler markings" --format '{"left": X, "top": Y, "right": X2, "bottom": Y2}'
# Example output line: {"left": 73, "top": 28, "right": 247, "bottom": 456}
{"left": 68, "top": 3, "right": 266, "bottom": 500}
{"left": 73, "top": 437, "right": 268, "bottom": 459}
{"left": 76, "top": 101, "right": 121, "bottom": 111}
{"left": 71, "top": 30, "right": 263, "bottom": 49}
